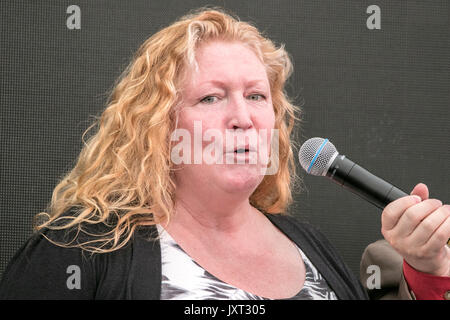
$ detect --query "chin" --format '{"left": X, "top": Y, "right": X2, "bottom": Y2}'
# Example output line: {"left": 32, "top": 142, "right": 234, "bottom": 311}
{"left": 219, "top": 166, "right": 264, "bottom": 194}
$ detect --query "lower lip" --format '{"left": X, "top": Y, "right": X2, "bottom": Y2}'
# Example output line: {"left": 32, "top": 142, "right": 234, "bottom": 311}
{"left": 225, "top": 151, "right": 257, "bottom": 162}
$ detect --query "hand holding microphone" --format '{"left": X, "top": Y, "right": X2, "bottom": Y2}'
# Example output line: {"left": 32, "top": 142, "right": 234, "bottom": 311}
{"left": 382, "top": 183, "right": 450, "bottom": 277}
{"left": 299, "top": 137, "right": 450, "bottom": 277}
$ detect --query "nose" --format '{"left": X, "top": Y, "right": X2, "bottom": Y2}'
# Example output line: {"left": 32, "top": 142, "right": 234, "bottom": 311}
{"left": 226, "top": 94, "right": 254, "bottom": 130}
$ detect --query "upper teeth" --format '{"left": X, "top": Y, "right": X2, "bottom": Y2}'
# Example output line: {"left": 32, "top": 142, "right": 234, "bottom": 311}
{"left": 236, "top": 149, "right": 246, "bottom": 153}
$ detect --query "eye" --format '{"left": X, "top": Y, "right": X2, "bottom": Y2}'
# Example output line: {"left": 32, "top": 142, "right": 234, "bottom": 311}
{"left": 247, "top": 94, "right": 266, "bottom": 101}
{"left": 200, "top": 96, "right": 219, "bottom": 104}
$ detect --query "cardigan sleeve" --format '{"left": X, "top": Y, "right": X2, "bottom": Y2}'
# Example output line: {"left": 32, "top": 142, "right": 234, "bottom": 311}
{"left": 0, "top": 230, "right": 97, "bottom": 299}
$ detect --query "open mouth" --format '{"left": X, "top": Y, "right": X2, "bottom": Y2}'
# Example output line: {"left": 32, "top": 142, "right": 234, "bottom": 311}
{"left": 234, "top": 148, "right": 249, "bottom": 154}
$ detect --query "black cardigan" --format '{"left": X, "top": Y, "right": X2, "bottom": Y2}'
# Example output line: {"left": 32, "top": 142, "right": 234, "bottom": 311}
{"left": 0, "top": 214, "right": 368, "bottom": 300}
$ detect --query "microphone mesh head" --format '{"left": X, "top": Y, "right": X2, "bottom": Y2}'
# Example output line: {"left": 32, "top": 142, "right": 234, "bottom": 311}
{"left": 298, "top": 137, "right": 338, "bottom": 176}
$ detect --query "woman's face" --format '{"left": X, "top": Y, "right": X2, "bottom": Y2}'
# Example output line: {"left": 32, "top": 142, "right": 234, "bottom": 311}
{"left": 172, "top": 40, "right": 275, "bottom": 198}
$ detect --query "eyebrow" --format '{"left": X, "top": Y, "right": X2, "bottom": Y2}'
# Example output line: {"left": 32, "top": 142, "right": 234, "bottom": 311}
{"left": 197, "top": 79, "right": 268, "bottom": 88}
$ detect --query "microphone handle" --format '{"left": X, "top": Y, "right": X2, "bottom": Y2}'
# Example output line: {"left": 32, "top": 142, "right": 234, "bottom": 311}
{"left": 325, "top": 154, "right": 408, "bottom": 209}
{"left": 325, "top": 154, "right": 449, "bottom": 246}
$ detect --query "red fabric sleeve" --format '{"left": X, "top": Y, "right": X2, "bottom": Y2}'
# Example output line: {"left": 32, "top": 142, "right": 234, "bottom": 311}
{"left": 403, "top": 260, "right": 450, "bottom": 300}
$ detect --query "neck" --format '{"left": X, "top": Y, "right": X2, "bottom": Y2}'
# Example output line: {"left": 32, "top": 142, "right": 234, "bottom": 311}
{"left": 166, "top": 189, "right": 261, "bottom": 236}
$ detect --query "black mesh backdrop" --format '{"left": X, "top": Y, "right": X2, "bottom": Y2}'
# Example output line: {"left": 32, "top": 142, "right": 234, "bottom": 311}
{"left": 1, "top": 0, "right": 449, "bottom": 281}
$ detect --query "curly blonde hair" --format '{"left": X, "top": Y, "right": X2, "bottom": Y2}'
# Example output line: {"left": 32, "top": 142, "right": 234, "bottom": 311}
{"left": 36, "top": 7, "right": 301, "bottom": 253}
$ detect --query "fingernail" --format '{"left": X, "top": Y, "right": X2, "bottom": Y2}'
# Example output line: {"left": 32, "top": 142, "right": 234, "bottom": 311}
{"left": 412, "top": 195, "right": 422, "bottom": 203}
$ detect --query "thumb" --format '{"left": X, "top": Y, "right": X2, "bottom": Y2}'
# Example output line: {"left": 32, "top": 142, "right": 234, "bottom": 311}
{"left": 410, "top": 182, "right": 429, "bottom": 201}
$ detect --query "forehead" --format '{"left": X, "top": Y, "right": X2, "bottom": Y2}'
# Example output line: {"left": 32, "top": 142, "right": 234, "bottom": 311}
{"left": 186, "top": 40, "right": 269, "bottom": 86}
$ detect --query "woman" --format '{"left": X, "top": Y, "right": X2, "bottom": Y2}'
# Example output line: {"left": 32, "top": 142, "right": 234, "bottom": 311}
{"left": 0, "top": 8, "right": 448, "bottom": 300}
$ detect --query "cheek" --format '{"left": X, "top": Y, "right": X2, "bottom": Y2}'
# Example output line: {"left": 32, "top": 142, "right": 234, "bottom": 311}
{"left": 172, "top": 108, "right": 225, "bottom": 165}
{"left": 177, "top": 107, "right": 224, "bottom": 131}
{"left": 257, "top": 107, "right": 276, "bottom": 156}
{"left": 255, "top": 104, "right": 276, "bottom": 130}
{"left": 176, "top": 108, "right": 195, "bottom": 131}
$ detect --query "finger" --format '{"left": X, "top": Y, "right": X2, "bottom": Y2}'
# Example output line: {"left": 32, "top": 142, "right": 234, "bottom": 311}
{"left": 382, "top": 195, "right": 422, "bottom": 231}
{"left": 423, "top": 211, "right": 450, "bottom": 255}
{"left": 410, "top": 183, "right": 429, "bottom": 201}
{"left": 408, "top": 204, "right": 450, "bottom": 246}
{"left": 392, "top": 199, "right": 443, "bottom": 238}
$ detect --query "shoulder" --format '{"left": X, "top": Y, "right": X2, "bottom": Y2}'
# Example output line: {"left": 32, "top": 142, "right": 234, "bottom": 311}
{"left": 1, "top": 216, "right": 161, "bottom": 300}
{"left": 265, "top": 213, "right": 341, "bottom": 265}
{"left": 360, "top": 240, "right": 403, "bottom": 289}
{"left": 361, "top": 239, "right": 403, "bottom": 269}
{"left": 265, "top": 213, "right": 328, "bottom": 242}
{"left": 0, "top": 228, "right": 97, "bottom": 299}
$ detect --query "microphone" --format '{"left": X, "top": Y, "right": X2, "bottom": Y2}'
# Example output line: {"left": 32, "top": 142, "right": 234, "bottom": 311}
{"left": 298, "top": 137, "right": 408, "bottom": 209}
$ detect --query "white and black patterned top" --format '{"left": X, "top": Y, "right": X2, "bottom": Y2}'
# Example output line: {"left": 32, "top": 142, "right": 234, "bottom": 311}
{"left": 157, "top": 225, "right": 338, "bottom": 300}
